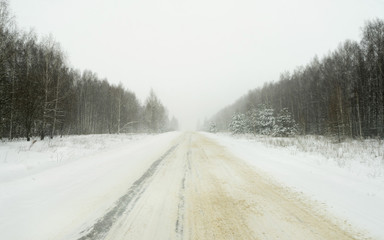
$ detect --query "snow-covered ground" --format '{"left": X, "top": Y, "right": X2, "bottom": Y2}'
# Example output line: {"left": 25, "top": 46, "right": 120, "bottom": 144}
{"left": 0, "top": 132, "right": 181, "bottom": 240}
{"left": 0, "top": 134, "right": 152, "bottom": 183}
{"left": 1, "top": 132, "right": 383, "bottom": 239}
{"left": 205, "top": 132, "right": 384, "bottom": 239}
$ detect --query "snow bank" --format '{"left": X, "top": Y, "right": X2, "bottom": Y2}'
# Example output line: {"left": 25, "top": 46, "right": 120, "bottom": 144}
{"left": 0, "top": 134, "right": 150, "bottom": 183}
{"left": 205, "top": 132, "right": 384, "bottom": 240}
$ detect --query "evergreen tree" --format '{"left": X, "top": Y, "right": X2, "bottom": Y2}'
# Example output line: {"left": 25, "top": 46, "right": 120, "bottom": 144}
{"left": 256, "top": 104, "right": 275, "bottom": 135}
{"left": 273, "top": 108, "right": 298, "bottom": 137}
{"left": 209, "top": 121, "right": 217, "bottom": 133}
{"left": 246, "top": 108, "right": 259, "bottom": 134}
{"left": 229, "top": 113, "right": 247, "bottom": 134}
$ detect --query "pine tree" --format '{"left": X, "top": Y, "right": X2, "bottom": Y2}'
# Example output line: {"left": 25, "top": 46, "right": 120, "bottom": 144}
{"left": 229, "top": 113, "right": 247, "bottom": 134}
{"left": 256, "top": 104, "right": 275, "bottom": 135}
{"left": 246, "top": 108, "right": 259, "bottom": 134}
{"left": 209, "top": 121, "right": 217, "bottom": 133}
{"left": 273, "top": 108, "right": 298, "bottom": 137}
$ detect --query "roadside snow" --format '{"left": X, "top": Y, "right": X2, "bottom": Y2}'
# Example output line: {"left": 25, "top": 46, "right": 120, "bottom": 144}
{"left": 205, "top": 132, "right": 384, "bottom": 240}
{"left": 0, "top": 134, "right": 150, "bottom": 183}
{"left": 0, "top": 132, "right": 181, "bottom": 240}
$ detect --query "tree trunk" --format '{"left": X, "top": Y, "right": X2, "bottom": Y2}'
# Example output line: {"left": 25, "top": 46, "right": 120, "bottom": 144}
{"left": 9, "top": 57, "right": 15, "bottom": 140}
{"left": 356, "top": 91, "right": 362, "bottom": 138}
{"left": 51, "top": 70, "right": 60, "bottom": 139}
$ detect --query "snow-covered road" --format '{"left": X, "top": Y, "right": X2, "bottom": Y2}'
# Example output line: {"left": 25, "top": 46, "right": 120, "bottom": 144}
{"left": 0, "top": 132, "right": 373, "bottom": 239}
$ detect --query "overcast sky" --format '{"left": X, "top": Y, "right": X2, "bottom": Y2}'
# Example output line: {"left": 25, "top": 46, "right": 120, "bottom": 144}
{"left": 10, "top": 0, "right": 384, "bottom": 129}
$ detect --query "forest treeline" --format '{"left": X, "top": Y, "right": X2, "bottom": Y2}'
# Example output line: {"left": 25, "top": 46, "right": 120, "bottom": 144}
{"left": 211, "top": 19, "right": 384, "bottom": 139}
{"left": 0, "top": 1, "right": 177, "bottom": 141}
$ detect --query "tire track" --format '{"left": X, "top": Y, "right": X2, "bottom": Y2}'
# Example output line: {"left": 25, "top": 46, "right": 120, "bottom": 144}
{"left": 77, "top": 144, "right": 179, "bottom": 240}
{"left": 175, "top": 160, "right": 187, "bottom": 239}
{"left": 175, "top": 135, "right": 192, "bottom": 239}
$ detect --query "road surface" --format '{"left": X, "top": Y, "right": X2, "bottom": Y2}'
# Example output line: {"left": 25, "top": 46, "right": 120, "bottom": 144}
{"left": 75, "top": 132, "right": 362, "bottom": 240}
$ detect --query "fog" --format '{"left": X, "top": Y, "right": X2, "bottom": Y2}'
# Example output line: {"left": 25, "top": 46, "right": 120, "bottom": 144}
{"left": 11, "top": 0, "right": 384, "bottom": 129}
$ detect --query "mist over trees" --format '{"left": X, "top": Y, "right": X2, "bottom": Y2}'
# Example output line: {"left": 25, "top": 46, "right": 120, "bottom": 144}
{"left": 211, "top": 19, "right": 384, "bottom": 139}
{"left": 0, "top": 1, "right": 178, "bottom": 141}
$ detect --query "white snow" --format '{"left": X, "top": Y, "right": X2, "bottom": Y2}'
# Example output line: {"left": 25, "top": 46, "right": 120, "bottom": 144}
{"left": 0, "top": 132, "right": 181, "bottom": 240}
{"left": 1, "top": 132, "right": 383, "bottom": 239}
{"left": 205, "top": 132, "right": 384, "bottom": 240}
{"left": 0, "top": 134, "right": 152, "bottom": 183}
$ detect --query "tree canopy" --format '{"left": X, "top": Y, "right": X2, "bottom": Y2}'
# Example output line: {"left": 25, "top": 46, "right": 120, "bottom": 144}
{"left": 0, "top": 1, "right": 177, "bottom": 140}
{"left": 211, "top": 19, "right": 384, "bottom": 139}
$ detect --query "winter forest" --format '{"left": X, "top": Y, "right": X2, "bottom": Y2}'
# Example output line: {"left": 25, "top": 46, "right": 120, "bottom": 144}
{"left": 210, "top": 19, "right": 384, "bottom": 140}
{"left": 1, "top": 0, "right": 384, "bottom": 141}
{"left": 0, "top": 1, "right": 178, "bottom": 141}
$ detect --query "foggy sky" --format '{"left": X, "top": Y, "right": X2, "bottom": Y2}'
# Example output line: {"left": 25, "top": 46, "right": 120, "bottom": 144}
{"left": 10, "top": 0, "right": 384, "bottom": 129}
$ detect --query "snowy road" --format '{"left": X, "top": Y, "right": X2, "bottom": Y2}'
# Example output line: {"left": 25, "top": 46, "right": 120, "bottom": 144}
{"left": 1, "top": 132, "right": 367, "bottom": 239}
{"left": 78, "top": 133, "right": 360, "bottom": 239}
